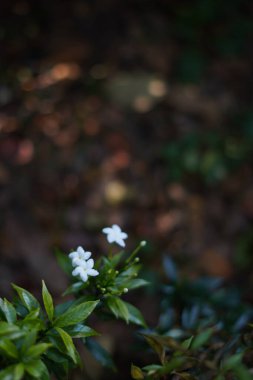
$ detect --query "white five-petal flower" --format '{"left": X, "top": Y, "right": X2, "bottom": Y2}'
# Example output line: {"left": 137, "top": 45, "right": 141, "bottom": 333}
{"left": 102, "top": 224, "right": 128, "bottom": 247}
{"left": 69, "top": 246, "right": 99, "bottom": 282}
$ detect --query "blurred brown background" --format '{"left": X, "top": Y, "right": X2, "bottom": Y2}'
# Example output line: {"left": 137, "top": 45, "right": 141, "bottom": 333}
{"left": 0, "top": 0, "right": 253, "bottom": 377}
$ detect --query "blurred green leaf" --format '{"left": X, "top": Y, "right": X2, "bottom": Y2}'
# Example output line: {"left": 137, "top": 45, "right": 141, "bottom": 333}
{"left": 85, "top": 338, "right": 116, "bottom": 370}
{"left": 0, "top": 339, "right": 19, "bottom": 359}
{"left": 106, "top": 296, "right": 129, "bottom": 323}
{"left": 64, "top": 324, "right": 99, "bottom": 338}
{"left": 42, "top": 280, "right": 54, "bottom": 322}
{"left": 124, "top": 302, "right": 147, "bottom": 328}
{"left": 24, "top": 343, "right": 52, "bottom": 360}
{"left": 55, "top": 327, "right": 79, "bottom": 364}
{"left": 131, "top": 364, "right": 144, "bottom": 379}
{"left": 25, "top": 360, "right": 47, "bottom": 378}
{"left": 0, "top": 298, "right": 17, "bottom": 323}
{"left": 12, "top": 284, "right": 40, "bottom": 311}
{"left": 190, "top": 328, "right": 213, "bottom": 350}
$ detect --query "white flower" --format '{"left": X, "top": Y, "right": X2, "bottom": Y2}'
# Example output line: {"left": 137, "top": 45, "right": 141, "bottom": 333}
{"left": 102, "top": 224, "right": 128, "bottom": 247}
{"left": 69, "top": 246, "right": 91, "bottom": 263}
{"left": 69, "top": 246, "right": 99, "bottom": 282}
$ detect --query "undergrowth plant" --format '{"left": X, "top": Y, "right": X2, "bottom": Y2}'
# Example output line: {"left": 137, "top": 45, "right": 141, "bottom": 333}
{"left": 131, "top": 257, "right": 253, "bottom": 380}
{"left": 0, "top": 224, "right": 147, "bottom": 379}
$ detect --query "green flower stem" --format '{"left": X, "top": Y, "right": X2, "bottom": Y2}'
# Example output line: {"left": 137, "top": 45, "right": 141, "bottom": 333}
{"left": 125, "top": 241, "right": 146, "bottom": 265}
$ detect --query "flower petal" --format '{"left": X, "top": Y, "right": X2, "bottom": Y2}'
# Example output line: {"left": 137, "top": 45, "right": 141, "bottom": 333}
{"left": 120, "top": 232, "right": 128, "bottom": 239}
{"left": 87, "top": 269, "right": 99, "bottom": 277}
{"left": 80, "top": 271, "right": 88, "bottom": 282}
{"left": 107, "top": 234, "right": 115, "bottom": 243}
{"left": 112, "top": 224, "right": 121, "bottom": 232}
{"left": 86, "top": 258, "right": 94, "bottom": 269}
{"left": 116, "top": 238, "right": 125, "bottom": 247}
{"left": 72, "top": 258, "right": 86, "bottom": 267}
{"left": 102, "top": 227, "right": 112, "bottom": 234}
{"left": 69, "top": 251, "right": 78, "bottom": 259}
{"left": 72, "top": 267, "right": 81, "bottom": 276}
{"left": 83, "top": 251, "right": 91, "bottom": 260}
{"left": 77, "top": 246, "right": 85, "bottom": 255}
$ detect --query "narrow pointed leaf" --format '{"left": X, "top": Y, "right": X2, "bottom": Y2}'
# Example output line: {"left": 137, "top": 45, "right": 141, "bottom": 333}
{"left": 55, "top": 327, "right": 79, "bottom": 364}
{"left": 54, "top": 300, "right": 99, "bottom": 327}
{"left": 124, "top": 302, "right": 147, "bottom": 328}
{"left": 42, "top": 280, "right": 54, "bottom": 322}
{"left": 191, "top": 328, "right": 213, "bottom": 349}
{"left": 12, "top": 284, "right": 40, "bottom": 311}
{"left": 25, "top": 343, "right": 52, "bottom": 360}
{"left": 13, "top": 364, "right": 24, "bottom": 380}
{"left": 25, "top": 360, "right": 46, "bottom": 378}
{"left": 106, "top": 296, "right": 129, "bottom": 323}
{"left": 0, "top": 298, "right": 17, "bottom": 323}
{"left": 0, "top": 339, "right": 19, "bottom": 359}
{"left": 131, "top": 364, "right": 144, "bottom": 379}
{"left": 65, "top": 324, "right": 99, "bottom": 338}
{"left": 85, "top": 338, "right": 116, "bottom": 370}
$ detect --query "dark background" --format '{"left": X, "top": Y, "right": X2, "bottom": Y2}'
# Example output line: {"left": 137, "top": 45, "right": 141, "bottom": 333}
{"left": 0, "top": 0, "right": 253, "bottom": 378}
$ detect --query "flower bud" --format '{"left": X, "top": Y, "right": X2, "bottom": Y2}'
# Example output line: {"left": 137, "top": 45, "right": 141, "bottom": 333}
{"left": 140, "top": 240, "right": 147, "bottom": 247}
{"left": 123, "top": 288, "right": 128, "bottom": 293}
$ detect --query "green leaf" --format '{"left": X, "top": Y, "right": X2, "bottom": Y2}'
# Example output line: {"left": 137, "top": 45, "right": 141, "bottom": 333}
{"left": 124, "top": 302, "right": 147, "bottom": 328}
{"left": 181, "top": 336, "right": 194, "bottom": 350}
{"left": 62, "top": 282, "right": 85, "bottom": 296}
{"left": 0, "top": 321, "right": 21, "bottom": 338}
{"left": 65, "top": 324, "right": 99, "bottom": 338}
{"left": 13, "top": 364, "right": 25, "bottom": 380}
{"left": 54, "top": 300, "right": 99, "bottom": 327}
{"left": 110, "top": 251, "right": 125, "bottom": 267}
{"left": 85, "top": 338, "right": 116, "bottom": 370}
{"left": 106, "top": 296, "right": 129, "bottom": 323}
{"left": 224, "top": 352, "right": 243, "bottom": 369}
{"left": 44, "top": 347, "right": 69, "bottom": 363}
{"left": 124, "top": 279, "right": 149, "bottom": 290}
{"left": 191, "top": 328, "right": 213, "bottom": 349}
{"left": 12, "top": 284, "right": 40, "bottom": 311}
{"left": 0, "top": 366, "right": 16, "bottom": 380}
{"left": 21, "top": 331, "right": 37, "bottom": 354}
{"left": 55, "top": 327, "right": 79, "bottom": 364}
{"left": 42, "top": 280, "right": 54, "bottom": 322}
{"left": 233, "top": 365, "right": 253, "bottom": 380}
{"left": 25, "top": 360, "right": 47, "bottom": 378}
{"left": 142, "top": 364, "right": 163, "bottom": 373}
{"left": 131, "top": 364, "right": 144, "bottom": 379}
{"left": 25, "top": 343, "right": 52, "bottom": 360}
{"left": 0, "top": 298, "right": 17, "bottom": 323}
{"left": 162, "top": 357, "right": 186, "bottom": 374}
{"left": 22, "top": 308, "right": 40, "bottom": 321}
{"left": 0, "top": 339, "right": 19, "bottom": 359}
{"left": 142, "top": 334, "right": 165, "bottom": 364}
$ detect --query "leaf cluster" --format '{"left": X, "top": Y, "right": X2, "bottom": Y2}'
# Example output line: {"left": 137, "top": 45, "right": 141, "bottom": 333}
{"left": 0, "top": 282, "right": 98, "bottom": 379}
{"left": 132, "top": 257, "right": 253, "bottom": 380}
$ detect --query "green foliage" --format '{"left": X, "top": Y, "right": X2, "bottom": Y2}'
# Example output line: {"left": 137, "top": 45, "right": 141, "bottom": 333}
{"left": 132, "top": 257, "right": 253, "bottom": 379}
{"left": 0, "top": 281, "right": 98, "bottom": 379}
{"left": 0, "top": 235, "right": 147, "bottom": 378}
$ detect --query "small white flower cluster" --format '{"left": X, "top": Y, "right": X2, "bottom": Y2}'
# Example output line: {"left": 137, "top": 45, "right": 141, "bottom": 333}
{"left": 69, "top": 246, "right": 99, "bottom": 283}
{"left": 69, "top": 224, "right": 129, "bottom": 282}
